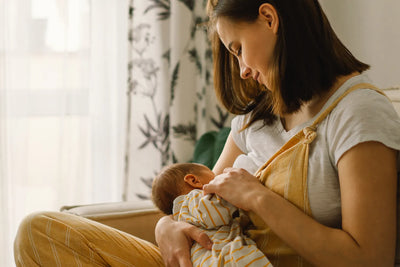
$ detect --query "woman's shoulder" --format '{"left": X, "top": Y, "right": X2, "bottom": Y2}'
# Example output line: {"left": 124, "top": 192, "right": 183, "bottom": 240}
{"left": 332, "top": 86, "right": 397, "bottom": 120}
{"left": 324, "top": 83, "right": 400, "bottom": 166}
{"left": 326, "top": 73, "right": 397, "bottom": 120}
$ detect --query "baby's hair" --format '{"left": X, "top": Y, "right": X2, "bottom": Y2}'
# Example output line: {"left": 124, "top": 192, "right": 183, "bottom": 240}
{"left": 152, "top": 163, "right": 206, "bottom": 215}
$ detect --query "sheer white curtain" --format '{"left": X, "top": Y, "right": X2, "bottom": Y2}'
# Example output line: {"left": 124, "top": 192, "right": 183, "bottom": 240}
{"left": 0, "top": 0, "right": 128, "bottom": 266}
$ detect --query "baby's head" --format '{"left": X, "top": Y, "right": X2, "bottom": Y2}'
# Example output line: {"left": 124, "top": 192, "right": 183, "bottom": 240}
{"left": 151, "top": 163, "right": 215, "bottom": 215}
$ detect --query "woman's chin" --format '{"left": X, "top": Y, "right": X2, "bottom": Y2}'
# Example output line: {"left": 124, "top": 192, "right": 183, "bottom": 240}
{"left": 259, "top": 80, "right": 271, "bottom": 92}
{"left": 261, "top": 84, "right": 270, "bottom": 92}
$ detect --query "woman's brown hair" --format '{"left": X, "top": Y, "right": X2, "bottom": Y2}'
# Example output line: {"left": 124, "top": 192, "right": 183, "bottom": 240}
{"left": 207, "top": 0, "right": 369, "bottom": 128}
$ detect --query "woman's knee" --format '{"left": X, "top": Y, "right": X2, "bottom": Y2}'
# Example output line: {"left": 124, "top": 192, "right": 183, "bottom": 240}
{"left": 14, "top": 211, "right": 62, "bottom": 265}
{"left": 15, "top": 211, "right": 60, "bottom": 242}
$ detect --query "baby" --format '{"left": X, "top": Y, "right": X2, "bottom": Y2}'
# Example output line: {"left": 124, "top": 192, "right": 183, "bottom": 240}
{"left": 152, "top": 163, "right": 272, "bottom": 267}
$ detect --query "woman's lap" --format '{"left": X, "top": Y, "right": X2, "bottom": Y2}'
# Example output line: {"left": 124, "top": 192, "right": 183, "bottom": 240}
{"left": 14, "top": 211, "right": 164, "bottom": 267}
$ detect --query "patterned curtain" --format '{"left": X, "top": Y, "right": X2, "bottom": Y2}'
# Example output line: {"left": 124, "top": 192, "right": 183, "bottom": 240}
{"left": 124, "top": 0, "right": 231, "bottom": 200}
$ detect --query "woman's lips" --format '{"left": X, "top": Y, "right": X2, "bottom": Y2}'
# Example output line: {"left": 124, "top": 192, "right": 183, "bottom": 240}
{"left": 253, "top": 72, "right": 261, "bottom": 84}
{"left": 253, "top": 72, "right": 260, "bottom": 83}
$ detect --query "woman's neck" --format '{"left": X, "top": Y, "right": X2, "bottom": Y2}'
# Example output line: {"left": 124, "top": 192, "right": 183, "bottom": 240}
{"left": 307, "top": 72, "right": 360, "bottom": 113}
{"left": 281, "top": 72, "right": 360, "bottom": 131}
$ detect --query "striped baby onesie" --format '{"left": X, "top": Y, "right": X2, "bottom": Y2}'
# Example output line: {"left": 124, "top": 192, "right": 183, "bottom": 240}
{"left": 173, "top": 189, "right": 272, "bottom": 267}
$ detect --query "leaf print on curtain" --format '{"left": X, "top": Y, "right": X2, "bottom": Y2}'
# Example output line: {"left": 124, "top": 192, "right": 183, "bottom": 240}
{"left": 125, "top": 0, "right": 231, "bottom": 200}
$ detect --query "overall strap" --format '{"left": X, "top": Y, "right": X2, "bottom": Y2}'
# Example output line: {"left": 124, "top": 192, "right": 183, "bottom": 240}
{"left": 310, "top": 83, "right": 384, "bottom": 128}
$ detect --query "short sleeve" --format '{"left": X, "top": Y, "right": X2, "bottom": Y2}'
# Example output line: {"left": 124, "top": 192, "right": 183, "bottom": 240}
{"left": 327, "top": 89, "right": 400, "bottom": 166}
{"left": 231, "top": 115, "right": 248, "bottom": 153}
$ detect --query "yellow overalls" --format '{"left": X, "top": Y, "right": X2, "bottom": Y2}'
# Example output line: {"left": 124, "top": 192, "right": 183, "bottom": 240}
{"left": 248, "top": 83, "right": 383, "bottom": 266}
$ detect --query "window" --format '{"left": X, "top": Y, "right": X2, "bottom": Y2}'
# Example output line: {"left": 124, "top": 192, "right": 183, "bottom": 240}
{"left": 0, "top": 0, "right": 128, "bottom": 265}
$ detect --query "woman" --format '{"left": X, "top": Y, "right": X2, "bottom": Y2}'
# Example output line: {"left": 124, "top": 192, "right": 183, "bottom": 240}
{"left": 156, "top": 0, "right": 400, "bottom": 266}
{"left": 14, "top": 0, "right": 400, "bottom": 266}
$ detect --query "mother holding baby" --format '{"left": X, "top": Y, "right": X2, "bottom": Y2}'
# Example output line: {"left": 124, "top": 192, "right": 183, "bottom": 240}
{"left": 156, "top": 0, "right": 400, "bottom": 266}
{"left": 14, "top": 0, "right": 400, "bottom": 266}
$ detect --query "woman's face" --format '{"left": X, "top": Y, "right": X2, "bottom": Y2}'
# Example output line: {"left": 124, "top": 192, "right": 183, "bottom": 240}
{"left": 216, "top": 13, "right": 278, "bottom": 89}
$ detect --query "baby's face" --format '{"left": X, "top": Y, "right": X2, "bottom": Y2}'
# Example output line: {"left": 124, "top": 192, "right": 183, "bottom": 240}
{"left": 198, "top": 165, "right": 215, "bottom": 185}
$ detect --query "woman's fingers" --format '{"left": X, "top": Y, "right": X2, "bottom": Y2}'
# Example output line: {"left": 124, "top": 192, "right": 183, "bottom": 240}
{"left": 223, "top": 167, "right": 234, "bottom": 173}
{"left": 183, "top": 224, "right": 213, "bottom": 250}
{"left": 163, "top": 225, "right": 212, "bottom": 267}
{"left": 203, "top": 170, "right": 233, "bottom": 194}
{"left": 202, "top": 173, "right": 225, "bottom": 195}
{"left": 202, "top": 183, "right": 217, "bottom": 195}
{"left": 203, "top": 168, "right": 265, "bottom": 211}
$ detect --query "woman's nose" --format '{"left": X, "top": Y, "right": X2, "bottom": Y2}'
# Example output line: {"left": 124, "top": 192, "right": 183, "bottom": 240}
{"left": 239, "top": 62, "right": 251, "bottom": 79}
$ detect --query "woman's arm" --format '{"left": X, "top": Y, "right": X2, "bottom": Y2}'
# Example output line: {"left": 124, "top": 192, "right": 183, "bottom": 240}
{"left": 212, "top": 132, "right": 244, "bottom": 175}
{"left": 204, "top": 141, "right": 397, "bottom": 266}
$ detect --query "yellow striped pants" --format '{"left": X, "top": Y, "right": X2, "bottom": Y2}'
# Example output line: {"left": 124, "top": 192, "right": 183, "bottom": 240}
{"left": 13, "top": 211, "right": 164, "bottom": 266}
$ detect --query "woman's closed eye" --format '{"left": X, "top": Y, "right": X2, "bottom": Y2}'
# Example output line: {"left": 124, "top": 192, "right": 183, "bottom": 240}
{"left": 235, "top": 47, "right": 242, "bottom": 57}
{"left": 227, "top": 42, "right": 242, "bottom": 57}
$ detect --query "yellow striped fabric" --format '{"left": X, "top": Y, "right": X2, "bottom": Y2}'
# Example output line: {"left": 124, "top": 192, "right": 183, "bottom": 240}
{"left": 14, "top": 211, "right": 164, "bottom": 266}
{"left": 173, "top": 189, "right": 272, "bottom": 267}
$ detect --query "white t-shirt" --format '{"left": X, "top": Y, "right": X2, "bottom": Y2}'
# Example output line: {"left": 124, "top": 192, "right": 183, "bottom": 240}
{"left": 231, "top": 73, "right": 400, "bottom": 228}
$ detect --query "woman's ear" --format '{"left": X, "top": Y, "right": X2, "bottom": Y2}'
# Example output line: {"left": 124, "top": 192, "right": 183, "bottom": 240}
{"left": 259, "top": 3, "right": 279, "bottom": 34}
{"left": 183, "top": 174, "right": 203, "bottom": 189}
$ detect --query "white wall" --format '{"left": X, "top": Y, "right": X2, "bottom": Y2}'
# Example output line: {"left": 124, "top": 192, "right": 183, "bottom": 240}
{"left": 319, "top": 0, "right": 400, "bottom": 89}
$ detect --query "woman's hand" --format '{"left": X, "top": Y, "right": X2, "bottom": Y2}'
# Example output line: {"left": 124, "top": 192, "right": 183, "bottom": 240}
{"left": 155, "top": 216, "right": 213, "bottom": 267}
{"left": 203, "top": 167, "right": 267, "bottom": 211}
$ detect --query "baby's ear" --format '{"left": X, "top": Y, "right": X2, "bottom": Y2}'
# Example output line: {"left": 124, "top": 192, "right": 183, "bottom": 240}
{"left": 183, "top": 174, "right": 203, "bottom": 189}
